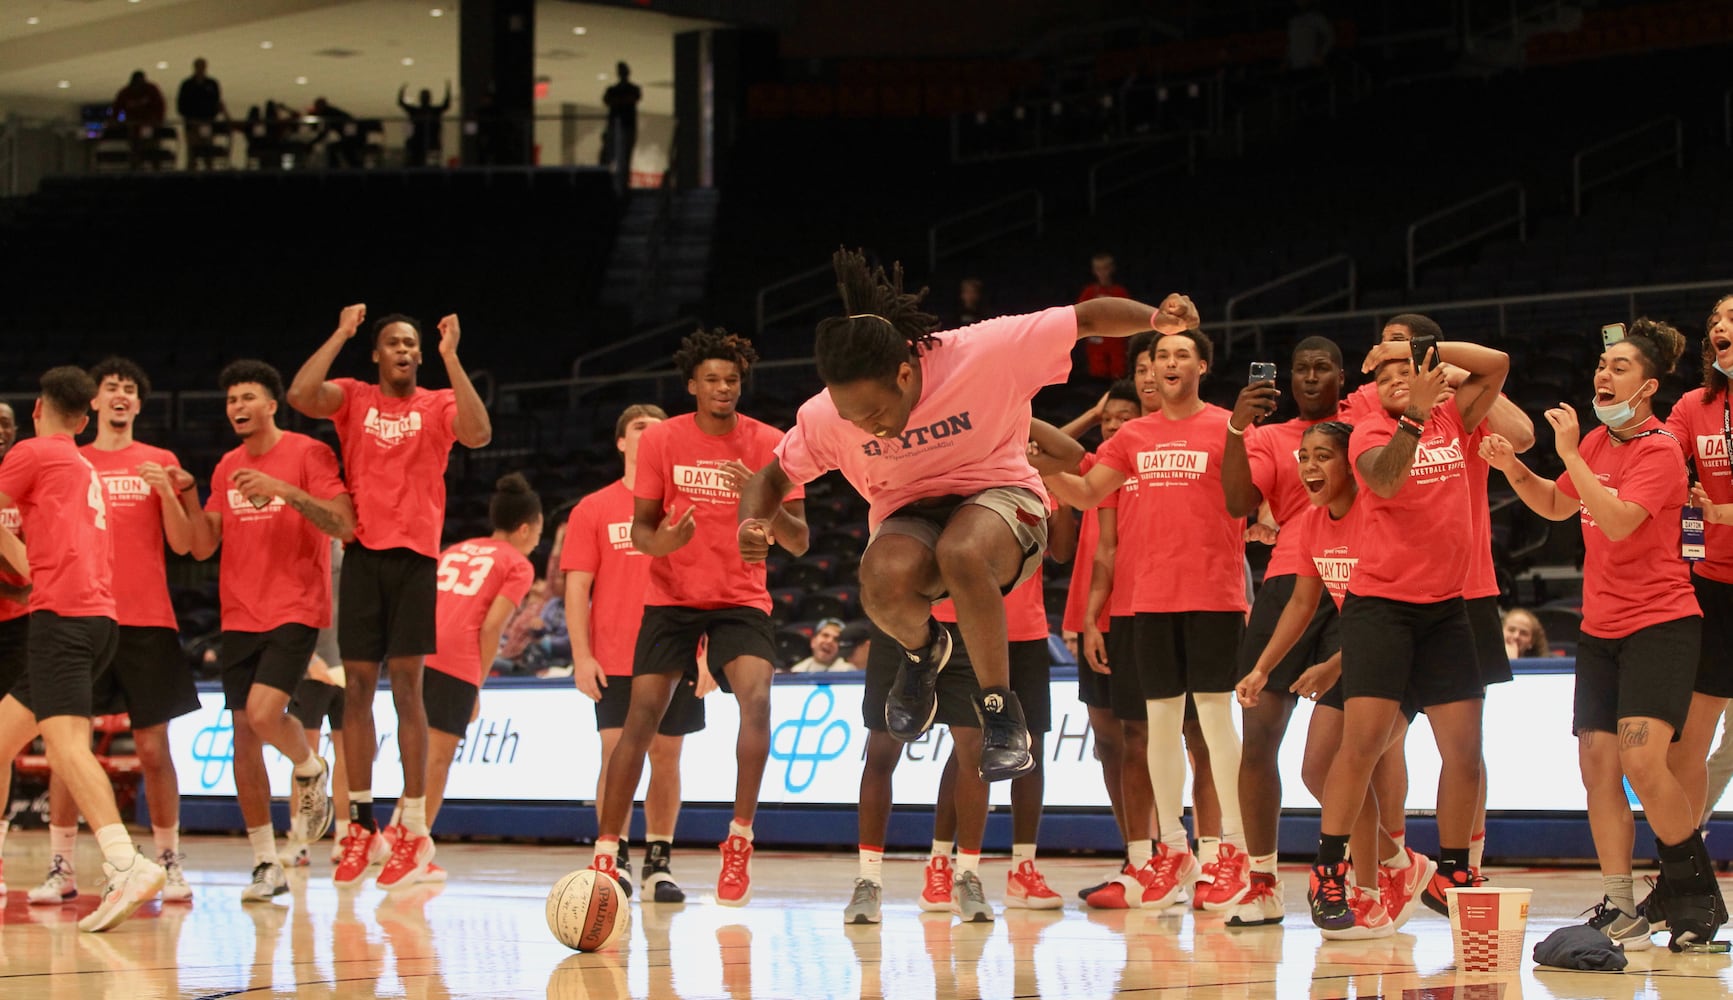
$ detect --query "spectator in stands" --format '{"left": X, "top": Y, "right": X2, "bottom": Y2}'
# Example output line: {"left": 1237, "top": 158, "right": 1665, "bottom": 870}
{"left": 110, "top": 70, "right": 167, "bottom": 170}
{"left": 1501, "top": 607, "right": 1553, "bottom": 659}
{"left": 955, "top": 278, "right": 990, "bottom": 327}
{"left": 602, "top": 62, "right": 642, "bottom": 193}
{"left": 789, "top": 618, "right": 848, "bottom": 673}
{"left": 838, "top": 621, "right": 873, "bottom": 671}
{"left": 492, "top": 578, "right": 551, "bottom": 675}
{"left": 1077, "top": 254, "right": 1132, "bottom": 378}
{"left": 176, "top": 58, "right": 226, "bottom": 170}
{"left": 0, "top": 401, "right": 14, "bottom": 456}
{"left": 310, "top": 98, "right": 364, "bottom": 169}
{"left": 398, "top": 83, "right": 451, "bottom": 168}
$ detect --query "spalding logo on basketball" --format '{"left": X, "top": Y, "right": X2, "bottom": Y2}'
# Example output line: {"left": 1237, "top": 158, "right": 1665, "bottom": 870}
{"left": 546, "top": 869, "right": 631, "bottom": 952}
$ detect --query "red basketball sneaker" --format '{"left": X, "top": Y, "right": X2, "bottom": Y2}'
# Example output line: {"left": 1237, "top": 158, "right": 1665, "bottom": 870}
{"left": 1200, "top": 843, "right": 1252, "bottom": 912}
{"left": 717, "top": 834, "right": 753, "bottom": 907}
{"left": 920, "top": 855, "right": 955, "bottom": 911}
{"left": 333, "top": 825, "right": 387, "bottom": 888}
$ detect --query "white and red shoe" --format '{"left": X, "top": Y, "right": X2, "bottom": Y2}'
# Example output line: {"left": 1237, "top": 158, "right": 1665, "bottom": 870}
{"left": 919, "top": 855, "right": 955, "bottom": 912}
{"left": 1322, "top": 887, "right": 1396, "bottom": 940}
{"left": 1082, "top": 862, "right": 1146, "bottom": 910}
{"left": 1199, "top": 843, "right": 1253, "bottom": 912}
{"left": 1225, "top": 871, "right": 1285, "bottom": 927}
{"left": 1377, "top": 847, "right": 1437, "bottom": 930}
{"left": 332, "top": 826, "right": 388, "bottom": 888}
{"left": 716, "top": 834, "right": 753, "bottom": 907}
{"left": 1005, "top": 860, "right": 1063, "bottom": 910}
{"left": 1143, "top": 844, "right": 1201, "bottom": 909}
{"left": 376, "top": 827, "right": 436, "bottom": 892}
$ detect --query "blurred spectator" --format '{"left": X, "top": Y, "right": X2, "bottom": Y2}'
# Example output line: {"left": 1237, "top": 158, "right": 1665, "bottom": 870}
{"left": 789, "top": 618, "right": 848, "bottom": 673}
{"left": 601, "top": 61, "right": 641, "bottom": 193}
{"left": 110, "top": 70, "right": 167, "bottom": 170}
{"left": 954, "top": 278, "right": 991, "bottom": 327}
{"left": 837, "top": 621, "right": 873, "bottom": 671}
{"left": 177, "top": 58, "right": 226, "bottom": 169}
{"left": 1501, "top": 607, "right": 1554, "bottom": 659}
{"left": 310, "top": 97, "right": 364, "bottom": 168}
{"left": 1287, "top": 0, "right": 1336, "bottom": 71}
{"left": 1077, "top": 252, "right": 1131, "bottom": 378}
{"left": 493, "top": 579, "right": 551, "bottom": 675}
{"left": 399, "top": 82, "right": 452, "bottom": 167}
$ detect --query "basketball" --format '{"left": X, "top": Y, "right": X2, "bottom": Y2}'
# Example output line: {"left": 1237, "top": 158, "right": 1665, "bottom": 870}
{"left": 546, "top": 869, "right": 630, "bottom": 952}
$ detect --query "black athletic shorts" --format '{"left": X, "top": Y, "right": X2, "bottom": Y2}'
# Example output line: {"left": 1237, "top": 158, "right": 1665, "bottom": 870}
{"left": 288, "top": 676, "right": 345, "bottom": 731}
{"left": 596, "top": 670, "right": 706, "bottom": 736}
{"left": 1465, "top": 596, "right": 1514, "bottom": 688}
{"left": 1077, "top": 654, "right": 1113, "bottom": 711}
{"left": 1106, "top": 615, "right": 1147, "bottom": 722}
{"left": 633, "top": 605, "right": 777, "bottom": 694}
{"left": 1007, "top": 638, "right": 1053, "bottom": 734}
{"left": 93, "top": 625, "right": 200, "bottom": 729}
{"left": 863, "top": 622, "right": 981, "bottom": 732}
{"left": 1237, "top": 574, "right": 1339, "bottom": 694}
{"left": 221, "top": 624, "right": 319, "bottom": 712}
{"left": 13, "top": 612, "right": 116, "bottom": 721}
{"left": 0, "top": 615, "right": 28, "bottom": 700}
{"left": 1339, "top": 594, "right": 1482, "bottom": 708}
{"left": 1133, "top": 611, "right": 1245, "bottom": 700}
{"left": 339, "top": 543, "right": 437, "bottom": 663}
{"left": 1573, "top": 615, "right": 1700, "bottom": 740}
{"left": 424, "top": 667, "right": 478, "bottom": 738}
{"left": 1691, "top": 575, "right": 1733, "bottom": 698}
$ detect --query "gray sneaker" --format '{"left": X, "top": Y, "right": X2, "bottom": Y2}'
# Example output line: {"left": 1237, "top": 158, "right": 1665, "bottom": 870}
{"left": 1585, "top": 897, "right": 1653, "bottom": 951}
{"left": 241, "top": 861, "right": 289, "bottom": 903}
{"left": 952, "top": 871, "right": 994, "bottom": 923}
{"left": 292, "top": 757, "right": 334, "bottom": 844}
{"left": 158, "top": 850, "right": 193, "bottom": 903}
{"left": 844, "top": 878, "right": 882, "bottom": 924}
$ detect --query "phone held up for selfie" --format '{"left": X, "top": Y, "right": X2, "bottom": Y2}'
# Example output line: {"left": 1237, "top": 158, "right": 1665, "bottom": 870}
{"left": 1601, "top": 323, "right": 1627, "bottom": 347}
{"left": 1249, "top": 362, "right": 1277, "bottom": 384}
{"left": 1409, "top": 333, "right": 1438, "bottom": 370}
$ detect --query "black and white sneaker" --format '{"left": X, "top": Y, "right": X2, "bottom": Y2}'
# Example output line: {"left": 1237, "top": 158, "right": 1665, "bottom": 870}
{"left": 885, "top": 620, "right": 951, "bottom": 742}
{"left": 976, "top": 688, "right": 1034, "bottom": 782}
{"left": 644, "top": 840, "right": 686, "bottom": 903}
{"left": 615, "top": 844, "right": 635, "bottom": 899}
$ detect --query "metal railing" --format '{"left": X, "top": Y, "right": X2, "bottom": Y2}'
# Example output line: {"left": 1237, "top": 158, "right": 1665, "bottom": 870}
{"left": 755, "top": 262, "right": 837, "bottom": 334}
{"left": 1571, "top": 115, "right": 1682, "bottom": 216}
{"left": 950, "top": 76, "right": 1222, "bottom": 164}
{"left": 927, "top": 189, "right": 1043, "bottom": 272}
{"left": 1222, "top": 255, "right": 1356, "bottom": 359}
{"left": 570, "top": 315, "right": 703, "bottom": 380}
{"left": 1406, "top": 181, "right": 1526, "bottom": 291}
{"left": 1087, "top": 133, "right": 1196, "bottom": 215}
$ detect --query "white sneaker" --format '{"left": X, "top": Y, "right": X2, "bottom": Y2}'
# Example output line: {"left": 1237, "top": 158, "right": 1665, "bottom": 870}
{"left": 78, "top": 851, "right": 167, "bottom": 932}
{"left": 28, "top": 855, "right": 78, "bottom": 905}
{"left": 292, "top": 757, "right": 334, "bottom": 843}
{"left": 241, "top": 861, "right": 289, "bottom": 903}
{"left": 158, "top": 850, "right": 193, "bottom": 903}
{"left": 1226, "top": 872, "right": 1286, "bottom": 927}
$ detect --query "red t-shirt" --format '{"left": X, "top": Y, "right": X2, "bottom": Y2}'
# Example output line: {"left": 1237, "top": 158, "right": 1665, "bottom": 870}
{"left": 1341, "top": 382, "right": 1380, "bottom": 423}
{"left": 932, "top": 566, "right": 1050, "bottom": 642}
{"left": 1247, "top": 417, "right": 1328, "bottom": 579}
{"left": 1103, "top": 472, "right": 1136, "bottom": 618}
{"left": 635, "top": 413, "right": 801, "bottom": 613}
{"left": 1295, "top": 500, "right": 1365, "bottom": 610}
{"left": 426, "top": 537, "right": 535, "bottom": 686}
{"left": 1347, "top": 399, "right": 1477, "bottom": 604}
{"left": 559, "top": 480, "right": 649, "bottom": 677}
{"left": 1664, "top": 387, "right": 1733, "bottom": 585}
{"left": 1556, "top": 419, "right": 1700, "bottom": 638}
{"left": 0, "top": 504, "right": 26, "bottom": 624}
{"left": 1095, "top": 404, "right": 1248, "bottom": 613}
{"left": 0, "top": 435, "right": 116, "bottom": 618}
{"left": 328, "top": 378, "right": 458, "bottom": 558}
{"left": 81, "top": 441, "right": 180, "bottom": 630}
{"left": 206, "top": 432, "right": 346, "bottom": 632}
{"left": 1063, "top": 453, "right": 1111, "bottom": 634}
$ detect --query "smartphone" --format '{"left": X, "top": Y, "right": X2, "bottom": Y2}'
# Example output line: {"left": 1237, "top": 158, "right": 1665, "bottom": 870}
{"left": 1601, "top": 323, "right": 1627, "bottom": 347}
{"left": 1409, "top": 333, "right": 1438, "bottom": 370}
{"left": 1248, "top": 362, "right": 1277, "bottom": 384}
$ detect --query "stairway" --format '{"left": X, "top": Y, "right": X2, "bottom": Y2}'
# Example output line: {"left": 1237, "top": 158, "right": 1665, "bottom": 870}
{"left": 601, "top": 187, "right": 719, "bottom": 328}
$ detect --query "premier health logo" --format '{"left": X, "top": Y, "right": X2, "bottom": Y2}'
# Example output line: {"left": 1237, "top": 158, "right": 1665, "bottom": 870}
{"left": 191, "top": 711, "right": 236, "bottom": 789}
{"left": 769, "top": 687, "right": 850, "bottom": 793}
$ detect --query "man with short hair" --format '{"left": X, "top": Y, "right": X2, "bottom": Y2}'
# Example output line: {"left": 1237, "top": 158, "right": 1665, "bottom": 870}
{"left": 181, "top": 360, "right": 350, "bottom": 902}
{"left": 0, "top": 367, "right": 165, "bottom": 931}
{"left": 288, "top": 304, "right": 491, "bottom": 890}
{"left": 176, "top": 58, "right": 226, "bottom": 168}
{"left": 789, "top": 619, "right": 847, "bottom": 673}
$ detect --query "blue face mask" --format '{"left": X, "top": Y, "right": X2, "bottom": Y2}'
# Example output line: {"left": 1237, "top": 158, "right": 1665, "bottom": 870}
{"left": 1593, "top": 380, "right": 1653, "bottom": 428}
{"left": 1715, "top": 359, "right": 1733, "bottom": 379}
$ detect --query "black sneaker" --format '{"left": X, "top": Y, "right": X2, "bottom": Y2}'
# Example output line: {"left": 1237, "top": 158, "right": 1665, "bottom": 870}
{"left": 1308, "top": 861, "right": 1354, "bottom": 931}
{"left": 1637, "top": 874, "right": 1669, "bottom": 932}
{"left": 975, "top": 689, "right": 1034, "bottom": 782}
{"left": 615, "top": 844, "right": 635, "bottom": 898}
{"left": 1659, "top": 833, "right": 1725, "bottom": 952}
{"left": 644, "top": 840, "right": 686, "bottom": 904}
{"left": 885, "top": 620, "right": 952, "bottom": 742}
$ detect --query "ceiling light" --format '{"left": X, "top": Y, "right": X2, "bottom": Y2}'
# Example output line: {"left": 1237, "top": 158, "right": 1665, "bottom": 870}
{"left": 597, "top": 73, "right": 609, "bottom": 80}
{"left": 295, "top": 76, "right": 308, "bottom": 85}
{"left": 430, "top": 7, "right": 444, "bottom": 15}
{"left": 57, "top": 80, "right": 70, "bottom": 89}
{"left": 573, "top": 26, "right": 587, "bottom": 35}
{"left": 260, "top": 41, "right": 273, "bottom": 50}
{"left": 26, "top": 16, "right": 40, "bottom": 24}
{"left": 156, "top": 61, "right": 169, "bottom": 70}
{"left": 401, "top": 57, "right": 415, "bottom": 66}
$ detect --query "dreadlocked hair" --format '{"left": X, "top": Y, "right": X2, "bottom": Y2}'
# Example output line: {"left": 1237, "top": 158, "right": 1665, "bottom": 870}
{"left": 1701, "top": 293, "right": 1733, "bottom": 403}
{"left": 672, "top": 327, "right": 758, "bottom": 379}
{"left": 813, "top": 247, "right": 942, "bottom": 386}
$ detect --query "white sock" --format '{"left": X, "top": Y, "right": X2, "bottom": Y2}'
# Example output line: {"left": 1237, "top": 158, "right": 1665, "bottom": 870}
{"left": 152, "top": 825, "right": 179, "bottom": 857}
{"left": 1160, "top": 828, "right": 1189, "bottom": 855}
{"left": 1128, "top": 839, "right": 1153, "bottom": 869}
{"left": 957, "top": 849, "right": 980, "bottom": 875}
{"left": 1469, "top": 832, "right": 1486, "bottom": 871}
{"left": 859, "top": 846, "right": 884, "bottom": 884}
{"left": 50, "top": 824, "right": 77, "bottom": 866}
{"left": 0, "top": 818, "right": 10, "bottom": 854}
{"left": 334, "top": 819, "right": 350, "bottom": 843}
{"left": 1252, "top": 852, "right": 1278, "bottom": 875}
{"left": 593, "top": 836, "right": 619, "bottom": 867}
{"left": 95, "top": 824, "right": 135, "bottom": 869}
{"left": 292, "top": 753, "right": 323, "bottom": 778}
{"left": 1384, "top": 847, "right": 1412, "bottom": 870}
{"left": 1385, "top": 827, "right": 1407, "bottom": 865}
{"left": 930, "top": 838, "right": 950, "bottom": 861}
{"left": 729, "top": 819, "right": 753, "bottom": 842}
{"left": 1604, "top": 874, "right": 1636, "bottom": 915}
{"left": 1145, "top": 696, "right": 1189, "bottom": 856}
{"left": 1011, "top": 842, "right": 1036, "bottom": 868}
{"left": 400, "top": 797, "right": 428, "bottom": 837}
{"left": 1198, "top": 835, "right": 1221, "bottom": 861}
{"left": 1364, "top": 884, "right": 1383, "bottom": 903}
{"left": 646, "top": 830, "right": 673, "bottom": 846}
{"left": 1192, "top": 692, "right": 1246, "bottom": 846}
{"left": 247, "top": 824, "right": 277, "bottom": 866}
{"left": 389, "top": 805, "right": 403, "bottom": 829}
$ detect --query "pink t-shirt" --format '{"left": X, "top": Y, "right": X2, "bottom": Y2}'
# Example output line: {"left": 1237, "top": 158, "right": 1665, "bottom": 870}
{"left": 0, "top": 435, "right": 116, "bottom": 619}
{"left": 1665, "top": 387, "right": 1733, "bottom": 584}
{"left": 634, "top": 413, "right": 801, "bottom": 613}
{"left": 328, "top": 377, "right": 458, "bottom": 558}
{"left": 426, "top": 537, "right": 536, "bottom": 686}
{"left": 81, "top": 441, "right": 180, "bottom": 630}
{"left": 1295, "top": 500, "right": 1365, "bottom": 610}
{"left": 775, "top": 307, "right": 1077, "bottom": 529}
{"left": 1347, "top": 398, "right": 1476, "bottom": 604}
{"left": 1246, "top": 417, "right": 1328, "bottom": 579}
{"left": 1556, "top": 419, "right": 1700, "bottom": 638}
{"left": 559, "top": 480, "right": 649, "bottom": 677}
{"left": 1095, "top": 404, "right": 1249, "bottom": 613}
{"left": 933, "top": 567, "right": 1050, "bottom": 643}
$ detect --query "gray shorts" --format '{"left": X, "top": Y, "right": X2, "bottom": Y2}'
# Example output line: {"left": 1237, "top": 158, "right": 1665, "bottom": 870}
{"left": 869, "top": 486, "right": 1049, "bottom": 600}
